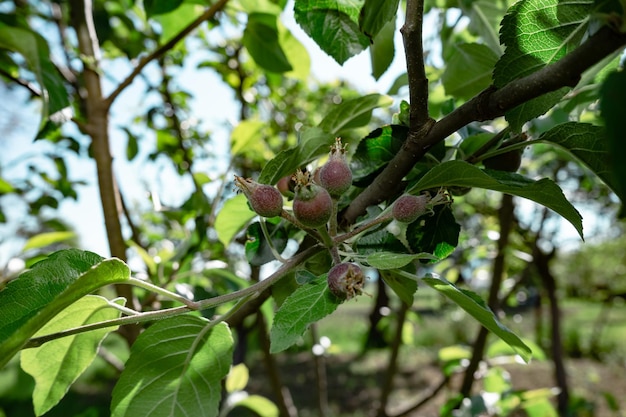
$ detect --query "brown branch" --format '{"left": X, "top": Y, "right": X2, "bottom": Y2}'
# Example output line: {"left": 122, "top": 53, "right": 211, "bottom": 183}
{"left": 70, "top": 0, "right": 140, "bottom": 342}
{"left": 342, "top": 26, "right": 626, "bottom": 225}
{"left": 103, "top": 0, "right": 230, "bottom": 110}
{"left": 400, "top": 0, "right": 430, "bottom": 127}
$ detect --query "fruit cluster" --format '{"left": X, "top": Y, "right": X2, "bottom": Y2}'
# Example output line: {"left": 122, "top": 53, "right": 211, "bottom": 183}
{"left": 235, "top": 137, "right": 449, "bottom": 300}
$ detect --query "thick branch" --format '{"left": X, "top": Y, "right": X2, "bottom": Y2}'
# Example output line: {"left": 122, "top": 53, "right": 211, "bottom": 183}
{"left": 342, "top": 26, "right": 626, "bottom": 225}
{"left": 103, "top": 0, "right": 229, "bottom": 109}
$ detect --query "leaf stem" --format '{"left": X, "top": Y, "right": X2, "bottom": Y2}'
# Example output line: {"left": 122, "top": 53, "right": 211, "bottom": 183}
{"left": 259, "top": 218, "right": 288, "bottom": 263}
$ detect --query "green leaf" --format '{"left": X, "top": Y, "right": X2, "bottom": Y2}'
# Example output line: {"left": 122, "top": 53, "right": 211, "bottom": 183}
{"left": 245, "top": 221, "right": 288, "bottom": 266}
{"left": 243, "top": 13, "right": 293, "bottom": 73}
{"left": 536, "top": 122, "right": 625, "bottom": 203}
{"left": 600, "top": 70, "right": 626, "bottom": 216}
{"left": 154, "top": 3, "right": 204, "bottom": 43}
{"left": 359, "top": 0, "right": 400, "bottom": 40}
{"left": 370, "top": 18, "right": 396, "bottom": 80}
{"left": 230, "top": 119, "right": 267, "bottom": 157}
{"left": 380, "top": 270, "right": 418, "bottom": 306}
{"left": 279, "top": 23, "right": 311, "bottom": 81}
{"left": 111, "top": 316, "right": 233, "bottom": 417}
{"left": 144, "top": 0, "right": 183, "bottom": 17}
{"left": 462, "top": 0, "right": 506, "bottom": 54}
{"left": 21, "top": 296, "right": 125, "bottom": 416}
{"left": 441, "top": 43, "right": 499, "bottom": 100}
{"left": 215, "top": 194, "right": 257, "bottom": 246}
{"left": 319, "top": 93, "right": 393, "bottom": 135}
{"left": 0, "top": 24, "right": 70, "bottom": 130}
{"left": 494, "top": 0, "right": 594, "bottom": 130}
{"left": 225, "top": 363, "right": 249, "bottom": 393}
{"left": 270, "top": 275, "right": 341, "bottom": 353}
{"left": 406, "top": 205, "right": 460, "bottom": 259}
{"left": 422, "top": 276, "right": 532, "bottom": 362}
{"left": 258, "top": 127, "right": 335, "bottom": 185}
{"left": 22, "top": 231, "right": 76, "bottom": 251}
{"left": 365, "top": 252, "right": 438, "bottom": 269}
{"left": 233, "top": 395, "right": 279, "bottom": 417}
{"left": 0, "top": 250, "right": 130, "bottom": 369}
{"left": 351, "top": 125, "right": 408, "bottom": 185}
{"left": 355, "top": 227, "right": 407, "bottom": 255}
{"left": 410, "top": 160, "right": 583, "bottom": 239}
{"left": 294, "top": 0, "right": 370, "bottom": 64}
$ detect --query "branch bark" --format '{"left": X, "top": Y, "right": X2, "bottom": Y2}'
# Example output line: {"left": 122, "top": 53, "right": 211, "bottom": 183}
{"left": 70, "top": 0, "right": 139, "bottom": 342}
{"left": 342, "top": 26, "right": 626, "bottom": 225}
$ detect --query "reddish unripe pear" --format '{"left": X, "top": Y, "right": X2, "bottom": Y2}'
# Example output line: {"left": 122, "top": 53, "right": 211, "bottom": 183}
{"left": 319, "top": 138, "right": 352, "bottom": 197}
{"left": 234, "top": 176, "right": 283, "bottom": 218}
{"left": 327, "top": 262, "right": 365, "bottom": 300}
{"left": 277, "top": 175, "right": 294, "bottom": 198}
{"left": 392, "top": 194, "right": 429, "bottom": 223}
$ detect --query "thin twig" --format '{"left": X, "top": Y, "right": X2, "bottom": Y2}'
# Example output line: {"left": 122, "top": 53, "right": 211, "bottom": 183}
{"left": 103, "top": 0, "right": 230, "bottom": 110}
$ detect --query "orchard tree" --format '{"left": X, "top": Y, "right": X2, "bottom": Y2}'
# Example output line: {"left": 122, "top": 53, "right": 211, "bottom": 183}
{"left": 1, "top": 0, "right": 625, "bottom": 416}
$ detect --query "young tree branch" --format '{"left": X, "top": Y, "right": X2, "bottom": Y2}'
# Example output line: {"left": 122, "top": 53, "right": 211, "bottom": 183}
{"left": 70, "top": 0, "right": 140, "bottom": 336}
{"left": 103, "top": 0, "right": 229, "bottom": 110}
{"left": 342, "top": 26, "right": 626, "bottom": 225}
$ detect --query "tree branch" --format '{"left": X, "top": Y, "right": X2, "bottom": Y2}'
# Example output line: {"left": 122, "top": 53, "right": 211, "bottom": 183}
{"left": 70, "top": 0, "right": 139, "bottom": 342}
{"left": 103, "top": 0, "right": 229, "bottom": 110}
{"left": 342, "top": 26, "right": 626, "bottom": 225}
{"left": 400, "top": 0, "right": 429, "bottom": 127}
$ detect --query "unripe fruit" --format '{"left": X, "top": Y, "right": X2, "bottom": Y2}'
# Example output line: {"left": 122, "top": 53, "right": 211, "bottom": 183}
{"left": 327, "top": 262, "right": 365, "bottom": 300}
{"left": 293, "top": 182, "right": 333, "bottom": 228}
{"left": 277, "top": 175, "right": 294, "bottom": 198}
{"left": 483, "top": 149, "right": 522, "bottom": 172}
{"left": 318, "top": 138, "right": 352, "bottom": 197}
{"left": 234, "top": 176, "right": 283, "bottom": 218}
{"left": 392, "top": 194, "right": 429, "bottom": 223}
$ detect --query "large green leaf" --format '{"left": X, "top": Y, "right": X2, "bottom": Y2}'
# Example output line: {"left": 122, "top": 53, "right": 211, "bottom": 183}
{"left": 359, "top": 0, "right": 400, "bottom": 40}
{"left": 536, "top": 122, "right": 625, "bottom": 204}
{"left": 410, "top": 160, "right": 583, "bottom": 238}
{"left": 442, "top": 43, "right": 499, "bottom": 100}
{"left": 243, "top": 13, "right": 293, "bottom": 73}
{"left": 144, "top": 0, "right": 183, "bottom": 17}
{"left": 319, "top": 93, "right": 393, "bottom": 135}
{"left": 294, "top": 0, "right": 370, "bottom": 64}
{"left": 365, "top": 252, "right": 438, "bottom": 269}
{"left": 111, "top": 316, "right": 233, "bottom": 417}
{"left": 0, "top": 24, "right": 70, "bottom": 129}
{"left": 0, "top": 250, "right": 130, "bottom": 368}
{"left": 270, "top": 275, "right": 341, "bottom": 353}
{"left": 258, "top": 127, "right": 335, "bottom": 185}
{"left": 494, "top": 0, "right": 594, "bottom": 131}
{"left": 600, "top": 71, "right": 626, "bottom": 216}
{"left": 422, "top": 276, "right": 532, "bottom": 362}
{"left": 21, "top": 296, "right": 125, "bottom": 416}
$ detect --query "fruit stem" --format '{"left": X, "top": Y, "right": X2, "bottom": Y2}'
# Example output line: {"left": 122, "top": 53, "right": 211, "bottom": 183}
{"left": 280, "top": 209, "right": 324, "bottom": 242}
{"left": 259, "top": 218, "right": 288, "bottom": 263}
{"left": 329, "top": 199, "right": 339, "bottom": 236}
{"left": 317, "top": 225, "right": 341, "bottom": 264}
